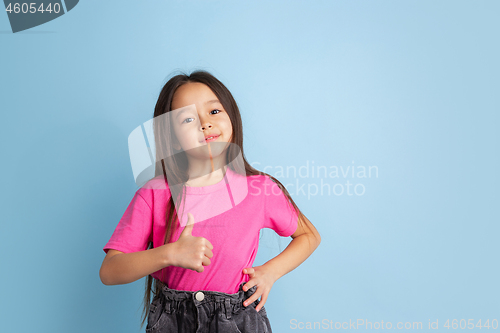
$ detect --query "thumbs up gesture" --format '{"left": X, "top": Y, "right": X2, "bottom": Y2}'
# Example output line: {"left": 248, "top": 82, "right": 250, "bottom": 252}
{"left": 170, "top": 213, "right": 214, "bottom": 273}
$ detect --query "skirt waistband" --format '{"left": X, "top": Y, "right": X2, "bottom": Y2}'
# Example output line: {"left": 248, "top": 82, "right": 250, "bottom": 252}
{"left": 159, "top": 281, "right": 256, "bottom": 305}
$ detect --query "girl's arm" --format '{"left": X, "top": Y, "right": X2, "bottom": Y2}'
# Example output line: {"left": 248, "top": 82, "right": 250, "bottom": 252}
{"left": 267, "top": 213, "right": 320, "bottom": 278}
{"left": 242, "top": 213, "right": 321, "bottom": 310}
{"left": 100, "top": 213, "right": 214, "bottom": 285}
{"left": 99, "top": 245, "right": 174, "bottom": 285}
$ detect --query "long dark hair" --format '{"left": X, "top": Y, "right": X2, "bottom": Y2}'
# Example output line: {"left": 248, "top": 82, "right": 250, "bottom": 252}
{"left": 140, "top": 69, "right": 313, "bottom": 329}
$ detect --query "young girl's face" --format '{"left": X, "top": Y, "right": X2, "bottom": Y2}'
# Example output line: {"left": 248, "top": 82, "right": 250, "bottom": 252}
{"left": 170, "top": 82, "right": 233, "bottom": 154}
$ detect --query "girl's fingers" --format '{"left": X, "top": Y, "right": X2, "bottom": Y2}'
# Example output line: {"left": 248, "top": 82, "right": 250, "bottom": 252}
{"left": 242, "top": 268, "right": 255, "bottom": 279}
{"left": 205, "top": 247, "right": 213, "bottom": 259}
{"left": 256, "top": 291, "right": 269, "bottom": 312}
{"left": 242, "top": 279, "right": 256, "bottom": 292}
{"left": 202, "top": 256, "right": 211, "bottom": 267}
{"left": 243, "top": 291, "right": 261, "bottom": 307}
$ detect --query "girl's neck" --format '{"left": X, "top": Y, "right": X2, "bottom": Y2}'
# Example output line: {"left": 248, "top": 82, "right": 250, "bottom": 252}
{"left": 186, "top": 164, "right": 228, "bottom": 187}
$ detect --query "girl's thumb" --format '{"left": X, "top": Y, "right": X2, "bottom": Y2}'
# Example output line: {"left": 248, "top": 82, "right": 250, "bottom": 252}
{"left": 180, "top": 213, "right": 195, "bottom": 236}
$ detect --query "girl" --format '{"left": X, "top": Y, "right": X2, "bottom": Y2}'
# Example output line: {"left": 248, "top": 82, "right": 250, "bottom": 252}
{"left": 99, "top": 70, "right": 321, "bottom": 333}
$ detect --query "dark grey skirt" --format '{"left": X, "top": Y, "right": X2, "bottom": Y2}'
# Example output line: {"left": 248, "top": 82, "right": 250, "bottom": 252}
{"left": 146, "top": 281, "right": 272, "bottom": 333}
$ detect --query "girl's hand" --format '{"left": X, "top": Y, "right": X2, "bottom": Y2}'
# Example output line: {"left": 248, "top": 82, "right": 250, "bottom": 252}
{"left": 170, "top": 213, "right": 214, "bottom": 272}
{"left": 241, "top": 265, "right": 278, "bottom": 312}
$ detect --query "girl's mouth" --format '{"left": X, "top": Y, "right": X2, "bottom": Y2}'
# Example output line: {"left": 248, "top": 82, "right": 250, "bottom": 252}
{"left": 202, "top": 135, "right": 219, "bottom": 143}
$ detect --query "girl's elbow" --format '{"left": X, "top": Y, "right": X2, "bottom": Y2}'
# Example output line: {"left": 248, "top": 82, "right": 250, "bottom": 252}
{"left": 99, "top": 267, "right": 108, "bottom": 285}
{"left": 99, "top": 264, "right": 114, "bottom": 286}
{"left": 313, "top": 231, "right": 321, "bottom": 247}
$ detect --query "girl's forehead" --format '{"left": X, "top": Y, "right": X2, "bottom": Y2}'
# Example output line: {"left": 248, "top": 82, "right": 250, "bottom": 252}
{"left": 172, "top": 82, "right": 216, "bottom": 108}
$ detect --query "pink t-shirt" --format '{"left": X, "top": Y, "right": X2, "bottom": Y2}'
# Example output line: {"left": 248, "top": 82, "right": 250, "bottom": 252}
{"left": 103, "top": 168, "right": 298, "bottom": 294}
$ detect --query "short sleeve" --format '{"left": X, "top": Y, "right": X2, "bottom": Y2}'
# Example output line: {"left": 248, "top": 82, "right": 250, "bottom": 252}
{"left": 262, "top": 176, "right": 299, "bottom": 237}
{"left": 103, "top": 191, "right": 153, "bottom": 254}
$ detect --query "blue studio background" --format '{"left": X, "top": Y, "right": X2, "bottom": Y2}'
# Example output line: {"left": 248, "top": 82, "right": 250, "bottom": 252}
{"left": 1, "top": 1, "right": 499, "bottom": 332}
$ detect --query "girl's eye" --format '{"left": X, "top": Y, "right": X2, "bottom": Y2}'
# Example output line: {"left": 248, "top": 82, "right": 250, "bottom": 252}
{"left": 181, "top": 110, "right": 220, "bottom": 124}
{"left": 182, "top": 117, "right": 194, "bottom": 124}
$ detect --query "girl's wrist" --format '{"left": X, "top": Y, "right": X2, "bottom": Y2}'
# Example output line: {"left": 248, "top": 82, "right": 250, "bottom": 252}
{"left": 159, "top": 243, "right": 176, "bottom": 268}
{"left": 262, "top": 262, "right": 281, "bottom": 283}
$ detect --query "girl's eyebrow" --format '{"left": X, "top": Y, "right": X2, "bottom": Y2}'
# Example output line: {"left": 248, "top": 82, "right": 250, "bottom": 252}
{"left": 205, "top": 99, "right": 221, "bottom": 105}
{"left": 175, "top": 108, "right": 188, "bottom": 120}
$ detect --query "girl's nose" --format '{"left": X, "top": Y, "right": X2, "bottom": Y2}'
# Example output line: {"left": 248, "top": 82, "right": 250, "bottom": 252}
{"left": 201, "top": 123, "right": 213, "bottom": 131}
